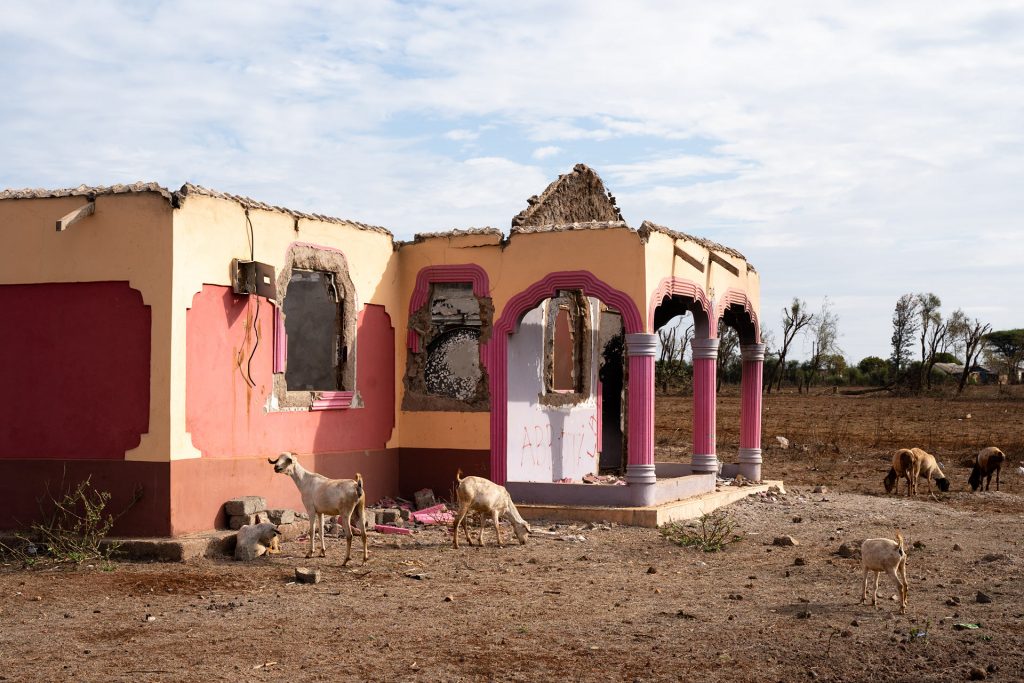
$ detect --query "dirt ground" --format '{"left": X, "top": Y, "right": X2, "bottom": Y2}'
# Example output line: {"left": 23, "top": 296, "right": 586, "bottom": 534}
{"left": 2, "top": 387, "right": 1023, "bottom": 682}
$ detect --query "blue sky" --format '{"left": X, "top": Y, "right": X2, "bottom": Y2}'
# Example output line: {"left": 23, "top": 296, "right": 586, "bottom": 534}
{"left": 2, "top": 1, "right": 1021, "bottom": 361}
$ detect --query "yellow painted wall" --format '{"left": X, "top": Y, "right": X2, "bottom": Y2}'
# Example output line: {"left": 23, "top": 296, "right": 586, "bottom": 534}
{"left": 0, "top": 193, "right": 175, "bottom": 462}
{"left": 170, "top": 194, "right": 400, "bottom": 459}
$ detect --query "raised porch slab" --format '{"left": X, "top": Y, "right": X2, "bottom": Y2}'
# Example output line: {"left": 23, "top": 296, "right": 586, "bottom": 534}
{"left": 516, "top": 479, "right": 785, "bottom": 528}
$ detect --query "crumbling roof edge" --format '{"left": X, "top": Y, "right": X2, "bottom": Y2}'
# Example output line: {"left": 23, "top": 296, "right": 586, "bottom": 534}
{"left": 0, "top": 182, "right": 174, "bottom": 201}
{"left": 510, "top": 220, "right": 633, "bottom": 235}
{"left": 175, "top": 183, "right": 393, "bottom": 238}
{"left": 0, "top": 181, "right": 394, "bottom": 240}
{"left": 638, "top": 220, "right": 753, "bottom": 268}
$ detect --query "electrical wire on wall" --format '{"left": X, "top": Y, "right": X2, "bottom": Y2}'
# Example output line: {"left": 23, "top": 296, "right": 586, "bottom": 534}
{"left": 235, "top": 208, "right": 261, "bottom": 388}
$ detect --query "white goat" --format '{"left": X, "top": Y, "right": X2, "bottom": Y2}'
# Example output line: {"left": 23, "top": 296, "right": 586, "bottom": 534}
{"left": 860, "top": 532, "right": 908, "bottom": 614}
{"left": 969, "top": 446, "right": 1005, "bottom": 492}
{"left": 452, "top": 471, "right": 531, "bottom": 549}
{"left": 234, "top": 515, "right": 281, "bottom": 561}
{"left": 268, "top": 452, "right": 367, "bottom": 565}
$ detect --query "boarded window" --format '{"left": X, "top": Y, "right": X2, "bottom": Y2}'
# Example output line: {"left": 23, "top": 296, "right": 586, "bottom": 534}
{"left": 283, "top": 270, "right": 344, "bottom": 391}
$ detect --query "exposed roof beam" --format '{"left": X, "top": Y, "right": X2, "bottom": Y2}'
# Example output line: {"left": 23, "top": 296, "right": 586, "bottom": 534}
{"left": 674, "top": 245, "right": 705, "bottom": 272}
{"left": 709, "top": 252, "right": 739, "bottom": 276}
{"left": 55, "top": 201, "right": 95, "bottom": 232}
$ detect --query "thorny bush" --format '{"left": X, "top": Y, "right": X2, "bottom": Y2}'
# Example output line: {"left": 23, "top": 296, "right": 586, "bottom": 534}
{"left": 0, "top": 473, "right": 141, "bottom": 568}
{"left": 660, "top": 510, "right": 740, "bottom": 552}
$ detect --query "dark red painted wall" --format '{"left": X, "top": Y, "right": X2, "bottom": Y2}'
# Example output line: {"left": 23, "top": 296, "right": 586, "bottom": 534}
{"left": 186, "top": 286, "right": 395, "bottom": 457}
{"left": 0, "top": 459, "right": 170, "bottom": 537}
{"left": 0, "top": 282, "right": 151, "bottom": 459}
{"left": 398, "top": 448, "right": 490, "bottom": 503}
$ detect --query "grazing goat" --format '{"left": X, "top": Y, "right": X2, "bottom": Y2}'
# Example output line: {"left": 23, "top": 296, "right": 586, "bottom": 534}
{"left": 234, "top": 515, "right": 281, "bottom": 561}
{"left": 452, "top": 471, "right": 531, "bottom": 549}
{"left": 884, "top": 448, "right": 949, "bottom": 497}
{"left": 883, "top": 449, "right": 917, "bottom": 495}
{"left": 969, "top": 447, "right": 1005, "bottom": 492}
{"left": 268, "top": 452, "right": 367, "bottom": 565}
{"left": 909, "top": 447, "right": 950, "bottom": 496}
{"left": 860, "top": 532, "right": 908, "bottom": 614}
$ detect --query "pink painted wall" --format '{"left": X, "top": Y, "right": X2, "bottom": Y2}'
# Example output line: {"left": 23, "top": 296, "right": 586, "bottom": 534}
{"left": 0, "top": 282, "right": 151, "bottom": 459}
{"left": 185, "top": 285, "right": 395, "bottom": 457}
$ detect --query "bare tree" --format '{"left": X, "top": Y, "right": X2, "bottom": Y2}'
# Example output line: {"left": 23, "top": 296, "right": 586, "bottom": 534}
{"left": 768, "top": 298, "right": 816, "bottom": 393}
{"left": 890, "top": 294, "right": 920, "bottom": 385}
{"left": 804, "top": 298, "right": 841, "bottom": 390}
{"left": 922, "top": 312, "right": 949, "bottom": 390}
{"left": 656, "top": 320, "right": 693, "bottom": 394}
{"left": 916, "top": 293, "right": 942, "bottom": 389}
{"left": 717, "top": 327, "right": 740, "bottom": 391}
{"left": 947, "top": 310, "right": 991, "bottom": 395}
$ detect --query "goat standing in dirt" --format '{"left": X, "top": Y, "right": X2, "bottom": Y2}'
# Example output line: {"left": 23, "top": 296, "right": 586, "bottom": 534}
{"left": 452, "top": 471, "right": 531, "bottom": 549}
{"left": 883, "top": 449, "right": 917, "bottom": 496}
{"left": 883, "top": 447, "right": 949, "bottom": 498}
{"left": 268, "top": 452, "right": 368, "bottom": 565}
{"left": 860, "top": 532, "right": 909, "bottom": 614}
{"left": 969, "top": 447, "right": 1005, "bottom": 492}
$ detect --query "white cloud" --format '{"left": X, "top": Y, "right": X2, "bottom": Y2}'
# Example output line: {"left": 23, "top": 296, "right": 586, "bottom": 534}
{"left": 2, "top": 1, "right": 1022, "bottom": 358}
{"left": 531, "top": 145, "right": 562, "bottom": 160}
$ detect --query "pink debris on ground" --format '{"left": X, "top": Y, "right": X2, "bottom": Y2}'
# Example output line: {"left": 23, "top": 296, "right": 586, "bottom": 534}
{"left": 375, "top": 524, "right": 412, "bottom": 535}
{"left": 409, "top": 503, "right": 454, "bottom": 525}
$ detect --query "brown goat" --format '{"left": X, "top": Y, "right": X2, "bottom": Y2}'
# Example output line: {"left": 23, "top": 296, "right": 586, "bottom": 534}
{"left": 969, "top": 447, "right": 1005, "bottom": 492}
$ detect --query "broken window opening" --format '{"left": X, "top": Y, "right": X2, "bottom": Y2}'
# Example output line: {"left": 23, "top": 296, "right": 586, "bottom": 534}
{"left": 404, "top": 280, "right": 492, "bottom": 410}
{"left": 283, "top": 269, "right": 346, "bottom": 391}
{"left": 544, "top": 290, "right": 589, "bottom": 397}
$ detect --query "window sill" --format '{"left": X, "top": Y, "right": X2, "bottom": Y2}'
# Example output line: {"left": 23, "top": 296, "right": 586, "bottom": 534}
{"left": 311, "top": 391, "right": 356, "bottom": 411}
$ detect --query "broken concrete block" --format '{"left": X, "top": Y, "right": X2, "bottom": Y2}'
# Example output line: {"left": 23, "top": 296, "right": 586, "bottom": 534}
{"left": 295, "top": 567, "right": 321, "bottom": 584}
{"left": 229, "top": 514, "right": 258, "bottom": 530}
{"left": 375, "top": 524, "right": 412, "bottom": 535}
{"left": 772, "top": 536, "right": 800, "bottom": 547}
{"left": 224, "top": 496, "right": 266, "bottom": 516}
{"left": 362, "top": 508, "right": 380, "bottom": 527}
{"left": 266, "top": 509, "right": 295, "bottom": 525}
{"left": 414, "top": 488, "right": 437, "bottom": 510}
{"left": 379, "top": 509, "right": 403, "bottom": 525}
{"left": 276, "top": 521, "right": 304, "bottom": 541}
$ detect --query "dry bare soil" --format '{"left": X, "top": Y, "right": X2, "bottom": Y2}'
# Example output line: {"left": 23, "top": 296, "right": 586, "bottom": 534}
{"left": 2, "top": 387, "right": 1023, "bottom": 683}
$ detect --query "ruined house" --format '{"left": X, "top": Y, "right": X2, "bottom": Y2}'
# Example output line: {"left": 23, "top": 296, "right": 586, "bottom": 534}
{"left": 0, "top": 165, "right": 764, "bottom": 536}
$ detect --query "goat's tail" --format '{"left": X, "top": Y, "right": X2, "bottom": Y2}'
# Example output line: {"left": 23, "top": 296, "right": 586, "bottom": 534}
{"left": 895, "top": 531, "right": 905, "bottom": 554}
{"left": 455, "top": 468, "right": 463, "bottom": 483}
{"left": 355, "top": 472, "right": 364, "bottom": 499}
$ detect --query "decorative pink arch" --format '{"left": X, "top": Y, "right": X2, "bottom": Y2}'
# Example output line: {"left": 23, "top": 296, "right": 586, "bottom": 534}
{"left": 488, "top": 271, "right": 644, "bottom": 484}
{"left": 648, "top": 277, "right": 712, "bottom": 334}
{"left": 406, "top": 264, "right": 490, "bottom": 357}
{"left": 713, "top": 288, "right": 761, "bottom": 341}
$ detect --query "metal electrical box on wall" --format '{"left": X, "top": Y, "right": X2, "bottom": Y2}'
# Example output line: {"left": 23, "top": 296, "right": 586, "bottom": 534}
{"left": 231, "top": 259, "right": 277, "bottom": 301}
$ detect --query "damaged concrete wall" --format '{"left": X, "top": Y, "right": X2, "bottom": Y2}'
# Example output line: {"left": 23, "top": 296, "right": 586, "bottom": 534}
{"left": 506, "top": 297, "right": 601, "bottom": 482}
{"left": 403, "top": 281, "right": 492, "bottom": 411}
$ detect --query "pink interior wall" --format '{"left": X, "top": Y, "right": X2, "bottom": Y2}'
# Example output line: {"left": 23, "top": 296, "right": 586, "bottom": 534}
{"left": 0, "top": 282, "right": 151, "bottom": 459}
{"left": 186, "top": 286, "right": 395, "bottom": 457}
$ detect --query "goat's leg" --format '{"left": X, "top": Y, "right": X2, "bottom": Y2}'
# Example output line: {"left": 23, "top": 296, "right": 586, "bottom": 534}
{"left": 341, "top": 508, "right": 353, "bottom": 567}
{"left": 461, "top": 512, "right": 475, "bottom": 547}
{"left": 492, "top": 510, "right": 503, "bottom": 548}
{"left": 872, "top": 572, "right": 880, "bottom": 607}
{"left": 885, "top": 566, "right": 905, "bottom": 613}
{"left": 899, "top": 558, "right": 909, "bottom": 609}
{"left": 306, "top": 513, "right": 316, "bottom": 558}
{"left": 358, "top": 501, "right": 368, "bottom": 563}
{"left": 453, "top": 507, "right": 469, "bottom": 549}
{"left": 861, "top": 569, "right": 869, "bottom": 604}
{"left": 319, "top": 514, "right": 327, "bottom": 557}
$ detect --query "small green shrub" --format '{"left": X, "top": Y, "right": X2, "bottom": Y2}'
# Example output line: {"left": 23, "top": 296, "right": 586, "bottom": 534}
{"left": 660, "top": 511, "right": 740, "bottom": 552}
{"left": 0, "top": 473, "right": 141, "bottom": 567}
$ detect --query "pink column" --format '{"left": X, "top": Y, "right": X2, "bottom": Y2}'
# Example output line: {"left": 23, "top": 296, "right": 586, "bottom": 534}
{"left": 739, "top": 343, "right": 766, "bottom": 481}
{"left": 691, "top": 337, "right": 719, "bottom": 474}
{"left": 625, "top": 333, "right": 657, "bottom": 496}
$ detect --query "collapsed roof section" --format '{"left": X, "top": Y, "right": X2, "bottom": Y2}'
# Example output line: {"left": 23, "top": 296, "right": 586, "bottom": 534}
{"left": 511, "top": 163, "right": 623, "bottom": 229}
